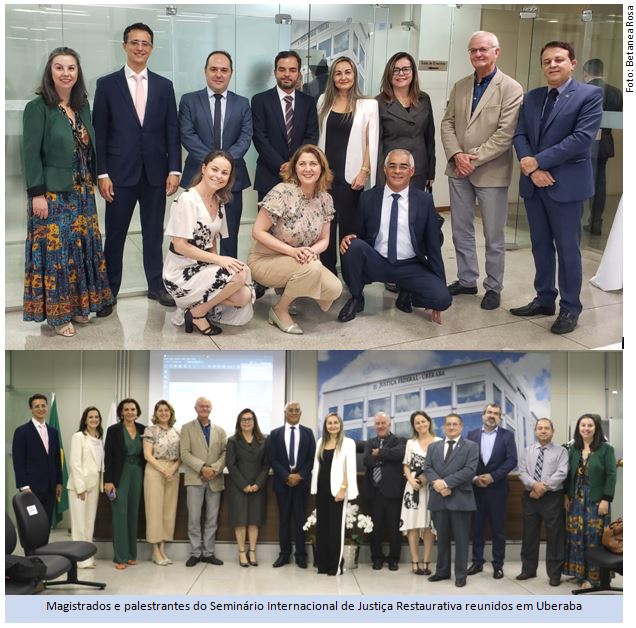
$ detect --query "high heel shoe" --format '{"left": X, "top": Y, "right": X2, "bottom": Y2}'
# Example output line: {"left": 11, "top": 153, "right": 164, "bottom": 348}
{"left": 412, "top": 562, "right": 425, "bottom": 575}
{"left": 238, "top": 550, "right": 249, "bottom": 568}
{"left": 268, "top": 307, "right": 303, "bottom": 335}
{"left": 248, "top": 549, "right": 258, "bottom": 566}
{"left": 184, "top": 309, "right": 222, "bottom": 336}
{"left": 421, "top": 562, "right": 431, "bottom": 575}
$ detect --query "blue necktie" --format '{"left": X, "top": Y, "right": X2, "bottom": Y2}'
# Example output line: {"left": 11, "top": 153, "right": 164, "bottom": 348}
{"left": 387, "top": 193, "right": 401, "bottom": 264}
{"left": 289, "top": 426, "right": 296, "bottom": 468}
{"left": 540, "top": 88, "right": 558, "bottom": 135}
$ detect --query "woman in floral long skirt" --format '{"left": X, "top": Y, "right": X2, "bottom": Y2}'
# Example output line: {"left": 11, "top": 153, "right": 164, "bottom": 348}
{"left": 23, "top": 47, "right": 114, "bottom": 337}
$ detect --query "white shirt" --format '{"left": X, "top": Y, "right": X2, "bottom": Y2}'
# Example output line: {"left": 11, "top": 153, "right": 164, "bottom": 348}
{"left": 207, "top": 87, "right": 228, "bottom": 143}
{"left": 276, "top": 85, "right": 295, "bottom": 122}
{"left": 284, "top": 422, "right": 301, "bottom": 471}
{"left": 374, "top": 185, "right": 416, "bottom": 260}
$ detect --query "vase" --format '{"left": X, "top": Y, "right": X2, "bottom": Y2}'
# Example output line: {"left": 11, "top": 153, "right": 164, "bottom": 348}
{"left": 342, "top": 544, "right": 360, "bottom": 570}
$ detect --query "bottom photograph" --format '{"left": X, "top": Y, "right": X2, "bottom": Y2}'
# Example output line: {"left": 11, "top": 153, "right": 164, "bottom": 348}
{"left": 5, "top": 349, "right": 623, "bottom": 598}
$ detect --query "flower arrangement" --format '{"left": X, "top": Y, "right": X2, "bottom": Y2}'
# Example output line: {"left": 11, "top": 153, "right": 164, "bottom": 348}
{"left": 303, "top": 503, "right": 373, "bottom": 546}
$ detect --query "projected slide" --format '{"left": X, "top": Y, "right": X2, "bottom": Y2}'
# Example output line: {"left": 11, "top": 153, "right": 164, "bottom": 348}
{"left": 149, "top": 352, "right": 286, "bottom": 436}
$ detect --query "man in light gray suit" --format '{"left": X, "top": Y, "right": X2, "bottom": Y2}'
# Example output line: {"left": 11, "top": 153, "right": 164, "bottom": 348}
{"left": 179, "top": 50, "right": 253, "bottom": 257}
{"left": 424, "top": 413, "right": 479, "bottom": 587}
{"left": 180, "top": 396, "right": 227, "bottom": 567}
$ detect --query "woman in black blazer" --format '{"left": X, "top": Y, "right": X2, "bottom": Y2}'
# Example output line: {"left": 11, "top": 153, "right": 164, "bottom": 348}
{"left": 104, "top": 398, "right": 146, "bottom": 569}
{"left": 22, "top": 47, "right": 114, "bottom": 337}
{"left": 376, "top": 52, "right": 436, "bottom": 191}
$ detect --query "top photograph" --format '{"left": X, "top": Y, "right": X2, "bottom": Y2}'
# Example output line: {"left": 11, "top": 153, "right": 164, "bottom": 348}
{"left": 4, "top": 3, "right": 623, "bottom": 351}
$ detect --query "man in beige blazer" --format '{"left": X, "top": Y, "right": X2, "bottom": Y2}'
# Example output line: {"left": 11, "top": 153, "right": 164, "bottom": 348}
{"left": 441, "top": 31, "right": 523, "bottom": 310}
{"left": 180, "top": 396, "right": 227, "bottom": 566}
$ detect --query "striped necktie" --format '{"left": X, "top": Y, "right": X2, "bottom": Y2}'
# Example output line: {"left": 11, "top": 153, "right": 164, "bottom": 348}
{"left": 372, "top": 439, "right": 384, "bottom": 484}
{"left": 284, "top": 95, "right": 294, "bottom": 146}
{"left": 533, "top": 446, "right": 545, "bottom": 482}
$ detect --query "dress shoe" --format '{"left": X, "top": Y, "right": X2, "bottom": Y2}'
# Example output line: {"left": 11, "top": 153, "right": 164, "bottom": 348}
{"left": 510, "top": 298, "right": 555, "bottom": 317}
{"left": 272, "top": 555, "right": 290, "bottom": 568}
{"left": 96, "top": 303, "right": 115, "bottom": 318}
{"left": 395, "top": 291, "right": 413, "bottom": 313}
{"left": 466, "top": 563, "right": 483, "bottom": 576}
{"left": 480, "top": 290, "right": 500, "bottom": 310}
{"left": 550, "top": 311, "right": 578, "bottom": 335}
{"left": 493, "top": 567, "right": 504, "bottom": 579}
{"left": 372, "top": 559, "right": 383, "bottom": 570}
{"left": 428, "top": 573, "right": 450, "bottom": 582}
{"left": 148, "top": 288, "right": 176, "bottom": 307}
{"left": 549, "top": 575, "right": 562, "bottom": 587}
{"left": 447, "top": 280, "right": 477, "bottom": 296}
{"left": 185, "top": 555, "right": 201, "bottom": 567}
{"left": 515, "top": 572, "right": 536, "bottom": 581}
{"left": 295, "top": 557, "right": 308, "bottom": 569}
{"left": 201, "top": 555, "right": 223, "bottom": 565}
{"left": 388, "top": 561, "right": 398, "bottom": 571}
{"left": 268, "top": 307, "right": 303, "bottom": 334}
{"left": 455, "top": 578, "right": 467, "bottom": 587}
{"left": 337, "top": 295, "right": 365, "bottom": 322}
{"left": 254, "top": 282, "right": 266, "bottom": 299}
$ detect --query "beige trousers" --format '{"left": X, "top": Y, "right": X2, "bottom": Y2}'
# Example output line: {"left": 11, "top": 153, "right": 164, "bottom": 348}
{"left": 144, "top": 460, "right": 179, "bottom": 543}
{"left": 68, "top": 486, "right": 99, "bottom": 567}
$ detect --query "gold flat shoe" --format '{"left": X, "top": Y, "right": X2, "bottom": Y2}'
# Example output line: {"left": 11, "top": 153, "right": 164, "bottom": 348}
{"left": 268, "top": 307, "right": 303, "bottom": 334}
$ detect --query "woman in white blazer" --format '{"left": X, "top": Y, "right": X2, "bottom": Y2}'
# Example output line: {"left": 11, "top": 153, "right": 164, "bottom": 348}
{"left": 67, "top": 406, "right": 104, "bottom": 568}
{"left": 317, "top": 56, "right": 379, "bottom": 275}
{"left": 310, "top": 412, "right": 358, "bottom": 575}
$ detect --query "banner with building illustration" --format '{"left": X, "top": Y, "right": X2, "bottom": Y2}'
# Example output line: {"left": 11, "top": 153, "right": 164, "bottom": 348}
{"left": 317, "top": 351, "right": 550, "bottom": 452}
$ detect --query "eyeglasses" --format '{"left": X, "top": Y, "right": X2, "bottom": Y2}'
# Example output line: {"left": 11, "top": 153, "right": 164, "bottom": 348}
{"left": 392, "top": 65, "right": 412, "bottom": 76}
{"left": 240, "top": 417, "right": 255, "bottom": 423}
{"left": 127, "top": 40, "right": 153, "bottom": 49}
{"left": 468, "top": 46, "right": 496, "bottom": 55}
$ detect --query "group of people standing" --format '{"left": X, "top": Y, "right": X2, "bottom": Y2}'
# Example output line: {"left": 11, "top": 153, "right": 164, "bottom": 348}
{"left": 22, "top": 23, "right": 609, "bottom": 339}
{"left": 12, "top": 394, "right": 616, "bottom": 589}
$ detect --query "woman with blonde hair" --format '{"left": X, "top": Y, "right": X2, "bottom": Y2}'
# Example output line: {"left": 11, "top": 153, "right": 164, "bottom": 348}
{"left": 142, "top": 400, "right": 181, "bottom": 565}
{"left": 310, "top": 413, "right": 358, "bottom": 575}
{"left": 317, "top": 56, "right": 379, "bottom": 274}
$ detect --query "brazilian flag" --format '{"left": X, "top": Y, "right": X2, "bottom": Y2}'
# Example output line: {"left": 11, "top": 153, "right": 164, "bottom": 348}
{"left": 49, "top": 395, "right": 69, "bottom": 528}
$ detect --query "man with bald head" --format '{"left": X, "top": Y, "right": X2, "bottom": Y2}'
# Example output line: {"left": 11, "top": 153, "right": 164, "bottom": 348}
{"left": 441, "top": 31, "right": 523, "bottom": 310}
{"left": 180, "top": 397, "right": 227, "bottom": 566}
{"left": 363, "top": 412, "right": 406, "bottom": 570}
{"left": 266, "top": 401, "right": 316, "bottom": 568}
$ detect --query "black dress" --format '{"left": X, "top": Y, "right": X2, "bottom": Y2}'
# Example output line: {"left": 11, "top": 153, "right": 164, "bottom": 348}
{"left": 315, "top": 449, "right": 344, "bottom": 575}
{"left": 321, "top": 111, "right": 363, "bottom": 275}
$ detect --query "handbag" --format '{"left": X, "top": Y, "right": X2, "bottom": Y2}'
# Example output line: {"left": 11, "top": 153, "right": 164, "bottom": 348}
{"left": 601, "top": 517, "right": 623, "bottom": 554}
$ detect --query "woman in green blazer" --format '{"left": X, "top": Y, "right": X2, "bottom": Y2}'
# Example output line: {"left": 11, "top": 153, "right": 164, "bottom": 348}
{"left": 564, "top": 413, "right": 616, "bottom": 588}
{"left": 23, "top": 47, "right": 114, "bottom": 337}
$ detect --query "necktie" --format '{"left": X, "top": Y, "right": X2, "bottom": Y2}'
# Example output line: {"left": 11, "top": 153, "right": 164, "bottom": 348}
{"left": 133, "top": 73, "right": 145, "bottom": 125}
{"left": 289, "top": 426, "right": 296, "bottom": 468}
{"left": 533, "top": 446, "right": 545, "bottom": 482}
{"left": 444, "top": 440, "right": 455, "bottom": 463}
{"left": 372, "top": 439, "right": 384, "bottom": 484}
{"left": 540, "top": 88, "right": 558, "bottom": 135}
{"left": 39, "top": 423, "right": 49, "bottom": 453}
{"left": 212, "top": 93, "right": 222, "bottom": 151}
{"left": 387, "top": 193, "right": 401, "bottom": 264}
{"left": 284, "top": 95, "right": 294, "bottom": 146}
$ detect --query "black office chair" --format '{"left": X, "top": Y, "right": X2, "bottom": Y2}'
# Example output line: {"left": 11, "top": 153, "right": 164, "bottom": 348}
{"left": 12, "top": 492, "right": 106, "bottom": 590}
{"left": 6, "top": 513, "right": 72, "bottom": 594}
{"left": 571, "top": 545, "right": 623, "bottom": 595}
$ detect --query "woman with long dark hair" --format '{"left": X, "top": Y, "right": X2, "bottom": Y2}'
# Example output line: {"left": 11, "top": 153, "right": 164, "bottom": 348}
{"left": 563, "top": 413, "right": 616, "bottom": 588}
{"left": 23, "top": 47, "right": 114, "bottom": 336}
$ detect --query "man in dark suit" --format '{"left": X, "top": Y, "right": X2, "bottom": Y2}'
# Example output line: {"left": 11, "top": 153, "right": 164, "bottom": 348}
{"left": 93, "top": 22, "right": 181, "bottom": 307}
{"left": 466, "top": 403, "right": 518, "bottom": 579}
{"left": 179, "top": 50, "right": 253, "bottom": 258}
{"left": 265, "top": 401, "right": 316, "bottom": 568}
{"left": 424, "top": 413, "right": 479, "bottom": 587}
{"left": 362, "top": 412, "right": 406, "bottom": 570}
{"left": 12, "top": 394, "right": 62, "bottom": 527}
{"left": 338, "top": 149, "right": 451, "bottom": 323}
{"left": 582, "top": 58, "right": 622, "bottom": 236}
{"left": 251, "top": 50, "right": 319, "bottom": 201}
{"left": 512, "top": 41, "right": 603, "bottom": 334}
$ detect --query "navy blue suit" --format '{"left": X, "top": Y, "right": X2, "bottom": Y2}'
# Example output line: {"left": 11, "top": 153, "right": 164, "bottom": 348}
{"left": 179, "top": 89, "right": 253, "bottom": 257}
{"left": 251, "top": 87, "right": 318, "bottom": 198}
{"left": 92, "top": 67, "right": 181, "bottom": 296}
{"left": 467, "top": 426, "right": 518, "bottom": 569}
{"left": 266, "top": 424, "right": 316, "bottom": 560}
{"left": 513, "top": 79, "right": 603, "bottom": 317}
{"left": 12, "top": 421, "right": 62, "bottom": 525}
{"left": 341, "top": 185, "right": 451, "bottom": 311}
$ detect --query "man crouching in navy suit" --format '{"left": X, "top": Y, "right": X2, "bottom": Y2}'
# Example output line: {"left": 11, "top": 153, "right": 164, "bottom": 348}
{"left": 337, "top": 149, "right": 451, "bottom": 324}
{"left": 266, "top": 401, "right": 316, "bottom": 568}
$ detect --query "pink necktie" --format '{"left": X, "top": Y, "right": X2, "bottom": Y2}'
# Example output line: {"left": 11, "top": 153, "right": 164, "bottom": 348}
{"left": 133, "top": 74, "right": 145, "bottom": 125}
{"left": 39, "top": 423, "right": 49, "bottom": 454}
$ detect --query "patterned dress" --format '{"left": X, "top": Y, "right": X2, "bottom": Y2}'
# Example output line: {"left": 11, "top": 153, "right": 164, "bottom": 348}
{"left": 23, "top": 107, "right": 114, "bottom": 325}
{"left": 163, "top": 188, "right": 254, "bottom": 325}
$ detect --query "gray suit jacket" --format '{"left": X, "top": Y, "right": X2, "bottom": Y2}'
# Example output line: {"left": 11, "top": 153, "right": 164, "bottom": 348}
{"left": 423, "top": 437, "right": 479, "bottom": 511}
{"left": 180, "top": 419, "right": 227, "bottom": 491}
